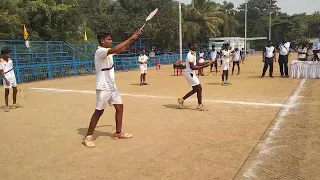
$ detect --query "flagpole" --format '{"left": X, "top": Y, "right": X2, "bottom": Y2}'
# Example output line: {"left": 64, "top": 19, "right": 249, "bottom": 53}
{"left": 179, "top": 0, "right": 182, "bottom": 60}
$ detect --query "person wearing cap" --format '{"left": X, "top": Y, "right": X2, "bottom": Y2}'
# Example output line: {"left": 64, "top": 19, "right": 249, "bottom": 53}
{"left": 177, "top": 42, "right": 214, "bottom": 111}
{"left": 0, "top": 49, "right": 22, "bottom": 112}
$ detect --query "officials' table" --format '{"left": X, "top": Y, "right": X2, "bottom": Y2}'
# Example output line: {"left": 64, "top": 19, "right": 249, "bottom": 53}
{"left": 290, "top": 60, "right": 320, "bottom": 79}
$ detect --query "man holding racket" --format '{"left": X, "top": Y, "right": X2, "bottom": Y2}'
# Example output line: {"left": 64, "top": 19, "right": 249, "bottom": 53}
{"left": 83, "top": 30, "right": 140, "bottom": 148}
{"left": 0, "top": 49, "right": 22, "bottom": 112}
{"left": 177, "top": 42, "right": 213, "bottom": 111}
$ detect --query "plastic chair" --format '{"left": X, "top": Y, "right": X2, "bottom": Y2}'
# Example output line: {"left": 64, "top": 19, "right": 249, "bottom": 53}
{"left": 173, "top": 60, "right": 184, "bottom": 76}
{"left": 155, "top": 60, "right": 162, "bottom": 70}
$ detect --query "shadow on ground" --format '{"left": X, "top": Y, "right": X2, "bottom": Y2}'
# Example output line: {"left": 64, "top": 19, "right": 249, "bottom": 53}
{"left": 77, "top": 125, "right": 113, "bottom": 139}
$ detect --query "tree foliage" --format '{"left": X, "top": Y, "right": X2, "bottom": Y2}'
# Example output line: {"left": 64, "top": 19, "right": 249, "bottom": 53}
{"left": 0, "top": 0, "right": 319, "bottom": 50}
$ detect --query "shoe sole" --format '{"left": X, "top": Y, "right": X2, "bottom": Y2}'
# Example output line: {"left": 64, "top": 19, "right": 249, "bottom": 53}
{"left": 113, "top": 136, "right": 133, "bottom": 140}
{"left": 82, "top": 142, "right": 95, "bottom": 148}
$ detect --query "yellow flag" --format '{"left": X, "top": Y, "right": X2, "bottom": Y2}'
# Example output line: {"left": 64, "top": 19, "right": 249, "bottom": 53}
{"left": 23, "top": 25, "right": 29, "bottom": 40}
{"left": 84, "top": 30, "right": 88, "bottom": 41}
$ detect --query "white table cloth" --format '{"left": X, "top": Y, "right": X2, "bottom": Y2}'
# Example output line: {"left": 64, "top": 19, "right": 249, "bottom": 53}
{"left": 290, "top": 60, "right": 320, "bottom": 79}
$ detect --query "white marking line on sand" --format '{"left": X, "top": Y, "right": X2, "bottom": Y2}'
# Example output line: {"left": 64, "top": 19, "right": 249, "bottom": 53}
{"left": 242, "top": 78, "right": 306, "bottom": 179}
{"left": 30, "top": 87, "right": 291, "bottom": 107}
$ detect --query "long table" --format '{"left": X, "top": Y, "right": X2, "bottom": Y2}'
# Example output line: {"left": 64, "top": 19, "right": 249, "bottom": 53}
{"left": 290, "top": 60, "right": 320, "bottom": 79}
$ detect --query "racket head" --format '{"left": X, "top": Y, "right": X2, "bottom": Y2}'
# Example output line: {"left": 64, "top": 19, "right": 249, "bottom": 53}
{"left": 146, "top": 8, "right": 158, "bottom": 21}
{"left": 149, "top": 51, "right": 155, "bottom": 57}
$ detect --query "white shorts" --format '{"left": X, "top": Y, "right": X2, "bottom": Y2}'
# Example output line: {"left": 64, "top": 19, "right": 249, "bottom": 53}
{"left": 185, "top": 73, "right": 200, "bottom": 87}
{"left": 96, "top": 89, "right": 122, "bottom": 110}
{"left": 199, "top": 58, "right": 205, "bottom": 63}
{"left": 139, "top": 64, "right": 147, "bottom": 74}
{"left": 222, "top": 61, "right": 229, "bottom": 70}
{"left": 3, "top": 76, "right": 17, "bottom": 89}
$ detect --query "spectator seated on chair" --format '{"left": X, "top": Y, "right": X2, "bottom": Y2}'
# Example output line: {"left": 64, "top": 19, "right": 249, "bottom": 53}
{"left": 173, "top": 60, "right": 186, "bottom": 75}
{"left": 155, "top": 59, "right": 162, "bottom": 70}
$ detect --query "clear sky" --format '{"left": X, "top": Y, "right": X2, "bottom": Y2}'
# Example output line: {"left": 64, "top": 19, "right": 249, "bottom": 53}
{"left": 180, "top": 0, "right": 320, "bottom": 15}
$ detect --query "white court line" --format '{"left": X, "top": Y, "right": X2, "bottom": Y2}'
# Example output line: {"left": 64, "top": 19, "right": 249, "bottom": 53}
{"left": 242, "top": 78, "right": 306, "bottom": 179}
{"left": 30, "top": 87, "right": 291, "bottom": 107}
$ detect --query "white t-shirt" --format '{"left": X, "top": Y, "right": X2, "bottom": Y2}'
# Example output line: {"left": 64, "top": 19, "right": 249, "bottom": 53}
{"left": 185, "top": 51, "right": 196, "bottom": 74}
{"left": 0, "top": 58, "right": 16, "bottom": 79}
{"left": 198, "top": 52, "right": 205, "bottom": 63}
{"left": 233, "top": 50, "right": 241, "bottom": 61}
{"left": 221, "top": 50, "right": 231, "bottom": 62}
{"left": 95, "top": 47, "right": 116, "bottom": 91}
{"left": 139, "top": 54, "right": 149, "bottom": 64}
{"left": 307, "top": 48, "right": 314, "bottom": 61}
{"left": 279, "top": 42, "right": 291, "bottom": 56}
{"left": 209, "top": 50, "right": 217, "bottom": 60}
{"left": 298, "top": 47, "right": 307, "bottom": 59}
{"left": 264, "top": 46, "right": 275, "bottom": 58}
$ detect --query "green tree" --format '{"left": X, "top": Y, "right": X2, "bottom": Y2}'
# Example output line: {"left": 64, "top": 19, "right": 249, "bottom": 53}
{"left": 184, "top": 0, "right": 224, "bottom": 44}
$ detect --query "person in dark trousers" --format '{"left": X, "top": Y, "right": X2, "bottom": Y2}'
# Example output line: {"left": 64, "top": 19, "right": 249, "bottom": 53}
{"left": 277, "top": 38, "right": 297, "bottom": 78}
{"left": 261, "top": 41, "right": 276, "bottom": 78}
{"left": 208, "top": 45, "right": 219, "bottom": 75}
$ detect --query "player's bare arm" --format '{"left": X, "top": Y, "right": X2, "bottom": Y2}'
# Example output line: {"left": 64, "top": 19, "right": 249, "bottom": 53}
{"left": 0, "top": 69, "right": 10, "bottom": 86}
{"left": 190, "top": 61, "right": 212, "bottom": 70}
{"left": 107, "top": 30, "right": 140, "bottom": 55}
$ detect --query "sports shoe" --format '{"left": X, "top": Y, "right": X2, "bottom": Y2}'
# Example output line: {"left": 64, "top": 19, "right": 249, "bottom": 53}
{"left": 113, "top": 132, "right": 133, "bottom": 140}
{"left": 143, "top": 82, "right": 149, "bottom": 85}
{"left": 4, "top": 106, "right": 9, "bottom": 112}
{"left": 83, "top": 135, "right": 95, "bottom": 148}
{"left": 177, "top": 98, "right": 184, "bottom": 109}
{"left": 12, "top": 103, "right": 22, "bottom": 109}
{"left": 221, "top": 82, "right": 227, "bottom": 86}
{"left": 196, "top": 104, "right": 206, "bottom": 111}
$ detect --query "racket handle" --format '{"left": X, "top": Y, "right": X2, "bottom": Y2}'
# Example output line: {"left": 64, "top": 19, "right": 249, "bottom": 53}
{"left": 140, "top": 23, "right": 146, "bottom": 31}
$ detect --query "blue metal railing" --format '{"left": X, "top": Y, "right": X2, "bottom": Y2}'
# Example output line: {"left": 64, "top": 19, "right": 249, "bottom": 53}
{"left": 0, "top": 40, "right": 187, "bottom": 84}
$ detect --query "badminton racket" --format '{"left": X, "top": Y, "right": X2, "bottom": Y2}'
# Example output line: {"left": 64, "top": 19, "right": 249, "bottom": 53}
{"left": 140, "top": 8, "right": 158, "bottom": 31}
{"left": 149, "top": 51, "right": 155, "bottom": 58}
{"left": 19, "top": 88, "right": 26, "bottom": 99}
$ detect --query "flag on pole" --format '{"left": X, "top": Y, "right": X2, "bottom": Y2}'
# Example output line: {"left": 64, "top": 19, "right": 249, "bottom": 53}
{"left": 84, "top": 30, "right": 88, "bottom": 41}
{"left": 23, "top": 25, "right": 29, "bottom": 40}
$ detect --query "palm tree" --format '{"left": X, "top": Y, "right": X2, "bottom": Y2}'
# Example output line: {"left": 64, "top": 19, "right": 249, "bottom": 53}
{"left": 184, "top": 0, "right": 224, "bottom": 44}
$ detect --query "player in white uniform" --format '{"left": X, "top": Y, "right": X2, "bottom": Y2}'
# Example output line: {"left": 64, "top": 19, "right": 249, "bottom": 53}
{"left": 221, "top": 43, "right": 232, "bottom": 86}
{"left": 208, "top": 45, "right": 219, "bottom": 76}
{"left": 0, "top": 49, "right": 22, "bottom": 112}
{"left": 83, "top": 30, "right": 140, "bottom": 148}
{"left": 138, "top": 48, "right": 150, "bottom": 86}
{"left": 231, "top": 48, "right": 241, "bottom": 76}
{"left": 177, "top": 42, "right": 213, "bottom": 111}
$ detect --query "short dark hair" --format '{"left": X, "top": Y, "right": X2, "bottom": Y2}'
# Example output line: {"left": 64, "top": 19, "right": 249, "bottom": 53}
{"left": 188, "top": 42, "right": 196, "bottom": 49}
{"left": 212, "top": 45, "right": 215, "bottom": 48}
{"left": 1, "top": 49, "right": 10, "bottom": 55}
{"left": 97, "top": 32, "right": 111, "bottom": 45}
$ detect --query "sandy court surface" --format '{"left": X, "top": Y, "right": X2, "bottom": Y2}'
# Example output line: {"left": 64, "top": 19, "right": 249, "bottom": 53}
{"left": 0, "top": 53, "right": 319, "bottom": 180}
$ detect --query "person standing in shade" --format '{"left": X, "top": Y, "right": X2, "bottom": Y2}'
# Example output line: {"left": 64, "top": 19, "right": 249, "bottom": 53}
{"left": 261, "top": 41, "right": 276, "bottom": 78}
{"left": 208, "top": 45, "right": 219, "bottom": 75}
{"left": 231, "top": 48, "right": 241, "bottom": 76}
{"left": 277, "top": 38, "right": 297, "bottom": 78}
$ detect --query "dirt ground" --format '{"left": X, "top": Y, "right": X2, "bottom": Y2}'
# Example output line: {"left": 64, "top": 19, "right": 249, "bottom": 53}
{"left": 1, "top": 53, "right": 319, "bottom": 180}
